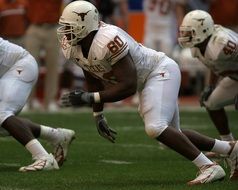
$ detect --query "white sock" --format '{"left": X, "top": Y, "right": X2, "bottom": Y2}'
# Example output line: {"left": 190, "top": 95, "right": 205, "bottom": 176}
{"left": 25, "top": 139, "right": 48, "bottom": 159}
{"left": 40, "top": 125, "right": 61, "bottom": 143}
{"left": 220, "top": 133, "right": 235, "bottom": 141}
{"left": 192, "top": 152, "right": 213, "bottom": 168}
{"left": 211, "top": 139, "right": 231, "bottom": 155}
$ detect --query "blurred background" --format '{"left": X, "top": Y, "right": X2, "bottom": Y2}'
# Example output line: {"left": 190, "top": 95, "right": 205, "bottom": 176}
{"left": 1, "top": 0, "right": 237, "bottom": 112}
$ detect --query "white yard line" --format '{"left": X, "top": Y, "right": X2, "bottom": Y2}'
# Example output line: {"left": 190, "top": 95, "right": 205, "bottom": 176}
{"left": 0, "top": 137, "right": 13, "bottom": 142}
{"left": 78, "top": 141, "right": 160, "bottom": 149}
{"left": 0, "top": 162, "right": 21, "bottom": 167}
{"left": 0, "top": 186, "right": 30, "bottom": 190}
{"left": 100, "top": 159, "right": 133, "bottom": 165}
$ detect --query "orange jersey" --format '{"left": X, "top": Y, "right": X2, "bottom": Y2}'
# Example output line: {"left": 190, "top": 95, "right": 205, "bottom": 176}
{"left": 27, "top": 0, "right": 63, "bottom": 24}
{"left": 210, "top": 0, "right": 238, "bottom": 27}
{"left": 0, "top": 0, "right": 28, "bottom": 37}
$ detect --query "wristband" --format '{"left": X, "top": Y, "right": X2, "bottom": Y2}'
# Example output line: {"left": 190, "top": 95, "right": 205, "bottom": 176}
{"left": 93, "top": 111, "right": 103, "bottom": 117}
{"left": 93, "top": 92, "right": 101, "bottom": 103}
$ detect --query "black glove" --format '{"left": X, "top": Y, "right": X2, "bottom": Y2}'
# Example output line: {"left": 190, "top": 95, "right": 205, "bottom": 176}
{"left": 60, "top": 89, "right": 94, "bottom": 107}
{"left": 94, "top": 114, "right": 117, "bottom": 143}
{"left": 200, "top": 86, "right": 215, "bottom": 107}
{"left": 235, "top": 95, "right": 238, "bottom": 110}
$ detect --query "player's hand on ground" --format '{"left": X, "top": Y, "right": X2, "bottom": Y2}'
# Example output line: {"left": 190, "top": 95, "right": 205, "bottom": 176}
{"left": 94, "top": 114, "right": 117, "bottom": 143}
{"left": 60, "top": 89, "right": 93, "bottom": 107}
{"left": 199, "top": 86, "right": 214, "bottom": 107}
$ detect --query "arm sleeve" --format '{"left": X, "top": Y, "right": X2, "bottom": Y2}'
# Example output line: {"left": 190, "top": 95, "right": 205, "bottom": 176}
{"left": 102, "top": 32, "right": 129, "bottom": 66}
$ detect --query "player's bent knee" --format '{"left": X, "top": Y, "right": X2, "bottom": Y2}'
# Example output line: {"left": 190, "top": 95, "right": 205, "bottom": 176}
{"left": 204, "top": 101, "right": 222, "bottom": 110}
{"left": 145, "top": 124, "right": 168, "bottom": 138}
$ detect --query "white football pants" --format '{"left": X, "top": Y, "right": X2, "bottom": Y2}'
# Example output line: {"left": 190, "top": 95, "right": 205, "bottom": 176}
{"left": 204, "top": 77, "right": 238, "bottom": 110}
{"left": 0, "top": 54, "right": 38, "bottom": 126}
{"left": 138, "top": 56, "right": 181, "bottom": 138}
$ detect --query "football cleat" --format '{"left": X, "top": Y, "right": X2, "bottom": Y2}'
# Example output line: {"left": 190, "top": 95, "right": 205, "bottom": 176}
{"left": 187, "top": 163, "right": 225, "bottom": 186}
{"left": 19, "top": 153, "right": 59, "bottom": 172}
{"left": 228, "top": 141, "right": 238, "bottom": 180}
{"left": 52, "top": 128, "right": 75, "bottom": 167}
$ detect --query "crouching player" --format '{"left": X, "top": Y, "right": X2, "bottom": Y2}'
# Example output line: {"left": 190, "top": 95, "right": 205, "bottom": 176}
{"left": 0, "top": 37, "right": 75, "bottom": 171}
{"left": 59, "top": 1, "right": 238, "bottom": 185}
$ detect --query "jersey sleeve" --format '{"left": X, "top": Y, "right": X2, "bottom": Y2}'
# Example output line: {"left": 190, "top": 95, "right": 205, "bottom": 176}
{"left": 94, "top": 27, "right": 129, "bottom": 66}
{"left": 208, "top": 29, "right": 236, "bottom": 61}
{"left": 108, "top": 34, "right": 129, "bottom": 65}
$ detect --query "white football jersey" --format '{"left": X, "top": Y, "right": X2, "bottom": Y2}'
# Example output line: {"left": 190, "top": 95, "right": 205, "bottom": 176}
{"left": 64, "top": 23, "right": 165, "bottom": 90}
{"left": 143, "top": 0, "right": 185, "bottom": 55}
{"left": 191, "top": 25, "right": 238, "bottom": 81}
{"left": 143, "top": 0, "right": 184, "bottom": 27}
{"left": 0, "top": 37, "right": 28, "bottom": 77}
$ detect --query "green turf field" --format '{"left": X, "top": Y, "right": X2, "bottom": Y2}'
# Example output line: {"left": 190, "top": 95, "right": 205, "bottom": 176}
{"left": 0, "top": 109, "right": 237, "bottom": 190}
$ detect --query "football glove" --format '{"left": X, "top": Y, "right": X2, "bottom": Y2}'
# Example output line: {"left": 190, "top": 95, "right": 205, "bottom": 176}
{"left": 200, "top": 86, "right": 215, "bottom": 107}
{"left": 60, "top": 89, "right": 94, "bottom": 107}
{"left": 94, "top": 114, "right": 117, "bottom": 143}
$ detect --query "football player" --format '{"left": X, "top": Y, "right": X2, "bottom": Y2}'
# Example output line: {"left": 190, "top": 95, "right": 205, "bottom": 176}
{"left": 58, "top": 1, "right": 238, "bottom": 185}
{"left": 0, "top": 37, "right": 75, "bottom": 172}
{"left": 178, "top": 10, "right": 238, "bottom": 142}
{"left": 143, "top": 0, "right": 185, "bottom": 56}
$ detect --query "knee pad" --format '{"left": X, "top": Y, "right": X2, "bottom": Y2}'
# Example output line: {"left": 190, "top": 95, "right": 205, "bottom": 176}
{"left": 145, "top": 124, "right": 168, "bottom": 138}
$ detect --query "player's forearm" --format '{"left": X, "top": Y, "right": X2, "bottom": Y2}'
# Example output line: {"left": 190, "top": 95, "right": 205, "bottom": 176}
{"left": 81, "top": 85, "right": 136, "bottom": 106}
{"left": 84, "top": 77, "right": 136, "bottom": 105}
{"left": 99, "top": 82, "right": 136, "bottom": 103}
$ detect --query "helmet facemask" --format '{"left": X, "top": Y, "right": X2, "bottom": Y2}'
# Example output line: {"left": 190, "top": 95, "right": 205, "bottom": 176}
{"left": 57, "top": 21, "right": 86, "bottom": 47}
{"left": 178, "top": 26, "right": 195, "bottom": 48}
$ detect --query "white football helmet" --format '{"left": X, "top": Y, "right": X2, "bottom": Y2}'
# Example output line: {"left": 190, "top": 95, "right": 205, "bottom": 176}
{"left": 57, "top": 0, "right": 99, "bottom": 47}
{"left": 178, "top": 10, "right": 214, "bottom": 48}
